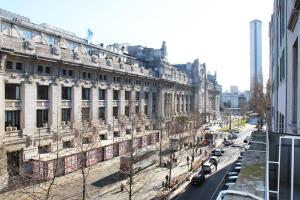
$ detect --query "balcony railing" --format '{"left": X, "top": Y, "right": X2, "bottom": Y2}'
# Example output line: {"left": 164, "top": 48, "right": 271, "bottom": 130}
{"left": 99, "top": 100, "right": 106, "bottom": 106}
{"left": 81, "top": 100, "right": 91, "bottom": 107}
{"left": 61, "top": 100, "right": 72, "bottom": 108}
{"left": 37, "top": 100, "right": 49, "bottom": 108}
{"left": 5, "top": 100, "right": 22, "bottom": 110}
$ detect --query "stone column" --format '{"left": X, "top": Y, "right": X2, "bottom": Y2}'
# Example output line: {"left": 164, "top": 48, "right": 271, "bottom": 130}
{"left": 106, "top": 87, "right": 113, "bottom": 125}
{"left": 119, "top": 89, "right": 125, "bottom": 117}
{"left": 0, "top": 53, "right": 8, "bottom": 190}
{"left": 22, "top": 80, "right": 37, "bottom": 136}
{"left": 49, "top": 82, "right": 61, "bottom": 132}
{"left": 72, "top": 83, "right": 81, "bottom": 124}
{"left": 140, "top": 90, "right": 145, "bottom": 115}
{"left": 91, "top": 86, "right": 98, "bottom": 122}
{"left": 158, "top": 89, "right": 165, "bottom": 117}
{"left": 148, "top": 92, "right": 153, "bottom": 118}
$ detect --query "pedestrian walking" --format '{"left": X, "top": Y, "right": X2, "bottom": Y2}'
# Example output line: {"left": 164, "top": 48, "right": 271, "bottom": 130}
{"left": 201, "top": 160, "right": 204, "bottom": 169}
{"left": 165, "top": 175, "right": 169, "bottom": 188}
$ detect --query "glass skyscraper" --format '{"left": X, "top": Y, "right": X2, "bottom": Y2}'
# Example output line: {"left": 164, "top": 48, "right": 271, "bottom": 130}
{"left": 250, "top": 19, "right": 263, "bottom": 92}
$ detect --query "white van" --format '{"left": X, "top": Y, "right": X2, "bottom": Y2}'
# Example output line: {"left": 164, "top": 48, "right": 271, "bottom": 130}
{"left": 203, "top": 162, "right": 215, "bottom": 173}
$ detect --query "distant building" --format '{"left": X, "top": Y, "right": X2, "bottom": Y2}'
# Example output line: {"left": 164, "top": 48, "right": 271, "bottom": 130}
{"left": 0, "top": 8, "right": 222, "bottom": 189}
{"left": 230, "top": 85, "right": 238, "bottom": 94}
{"left": 250, "top": 19, "right": 263, "bottom": 92}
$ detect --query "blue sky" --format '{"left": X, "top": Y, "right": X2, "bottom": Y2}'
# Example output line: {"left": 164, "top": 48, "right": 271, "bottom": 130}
{"left": 0, "top": 0, "right": 273, "bottom": 91}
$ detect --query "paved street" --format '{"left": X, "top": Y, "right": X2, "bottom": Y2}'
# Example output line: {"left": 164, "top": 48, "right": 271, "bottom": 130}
{"left": 172, "top": 124, "right": 254, "bottom": 200}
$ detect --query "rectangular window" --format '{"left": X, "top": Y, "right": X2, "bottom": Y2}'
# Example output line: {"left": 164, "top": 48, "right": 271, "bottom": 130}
{"left": 63, "top": 141, "right": 72, "bottom": 148}
{"left": 62, "top": 69, "right": 67, "bottom": 76}
{"left": 47, "top": 35, "right": 59, "bottom": 46}
{"left": 144, "top": 105, "right": 148, "bottom": 115}
{"left": 125, "top": 106, "right": 130, "bottom": 117}
{"left": 113, "top": 106, "right": 118, "bottom": 119}
{"left": 98, "top": 74, "right": 103, "bottom": 80}
{"left": 45, "top": 66, "right": 51, "bottom": 74}
{"left": 82, "top": 108, "right": 90, "bottom": 122}
{"left": 113, "top": 131, "right": 120, "bottom": 137}
{"left": 37, "top": 85, "right": 48, "bottom": 100}
{"left": 68, "top": 70, "right": 73, "bottom": 77}
{"left": 36, "top": 109, "right": 48, "bottom": 128}
{"left": 38, "top": 65, "right": 43, "bottom": 73}
{"left": 103, "top": 75, "right": 107, "bottom": 80}
{"left": 99, "top": 89, "right": 106, "bottom": 100}
{"left": 82, "top": 88, "right": 90, "bottom": 100}
{"left": 113, "top": 90, "right": 119, "bottom": 101}
{"left": 16, "top": 62, "right": 22, "bottom": 70}
{"left": 135, "top": 106, "right": 139, "bottom": 114}
{"left": 99, "top": 107, "right": 105, "bottom": 120}
{"left": 62, "top": 87, "right": 72, "bottom": 100}
{"left": 20, "top": 28, "right": 32, "bottom": 40}
{"left": 87, "top": 73, "right": 91, "bottom": 79}
{"left": 62, "top": 108, "right": 71, "bottom": 122}
{"left": 38, "top": 145, "right": 50, "bottom": 154}
{"left": 82, "top": 72, "right": 86, "bottom": 78}
{"left": 5, "top": 111, "right": 20, "bottom": 130}
{"left": 5, "top": 61, "right": 13, "bottom": 69}
{"left": 5, "top": 84, "right": 20, "bottom": 100}
{"left": 125, "top": 91, "right": 130, "bottom": 100}
{"left": 280, "top": 50, "right": 285, "bottom": 82}
{"left": 136, "top": 91, "right": 140, "bottom": 101}
{"left": 292, "top": 39, "right": 298, "bottom": 125}
{"left": 145, "top": 92, "right": 148, "bottom": 100}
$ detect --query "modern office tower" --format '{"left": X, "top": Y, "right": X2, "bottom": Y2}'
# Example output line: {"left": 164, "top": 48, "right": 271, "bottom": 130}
{"left": 250, "top": 19, "right": 263, "bottom": 92}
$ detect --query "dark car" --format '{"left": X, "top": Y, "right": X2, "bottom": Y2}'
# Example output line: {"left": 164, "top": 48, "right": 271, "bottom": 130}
{"left": 232, "top": 166, "right": 241, "bottom": 173}
{"left": 191, "top": 171, "right": 205, "bottom": 185}
{"left": 224, "top": 140, "right": 233, "bottom": 146}
{"left": 225, "top": 175, "right": 238, "bottom": 183}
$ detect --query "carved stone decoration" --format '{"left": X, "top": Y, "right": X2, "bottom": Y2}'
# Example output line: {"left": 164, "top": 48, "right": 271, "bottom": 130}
{"left": 106, "top": 58, "right": 112, "bottom": 66}
{"left": 51, "top": 45, "right": 61, "bottom": 55}
{"left": 91, "top": 55, "right": 98, "bottom": 64}
{"left": 28, "top": 75, "right": 34, "bottom": 84}
{"left": 0, "top": 53, "right": 7, "bottom": 71}
{"left": 75, "top": 79, "right": 81, "bottom": 87}
{"left": 120, "top": 62, "right": 124, "bottom": 69}
{"left": 54, "top": 77, "right": 61, "bottom": 86}
{"left": 73, "top": 51, "right": 80, "bottom": 60}
{"left": 23, "top": 39, "right": 34, "bottom": 51}
{"left": 131, "top": 65, "right": 135, "bottom": 71}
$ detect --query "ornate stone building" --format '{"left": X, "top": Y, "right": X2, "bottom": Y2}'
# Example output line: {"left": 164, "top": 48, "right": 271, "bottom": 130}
{"left": 0, "top": 9, "right": 221, "bottom": 189}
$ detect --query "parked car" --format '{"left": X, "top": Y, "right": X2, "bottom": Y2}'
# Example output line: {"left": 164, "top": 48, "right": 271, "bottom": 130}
{"left": 225, "top": 175, "right": 238, "bottom": 183}
{"left": 222, "top": 182, "right": 235, "bottom": 190}
{"left": 232, "top": 166, "right": 241, "bottom": 173}
{"left": 232, "top": 143, "right": 241, "bottom": 147}
{"left": 202, "top": 162, "right": 215, "bottom": 173}
{"left": 225, "top": 171, "right": 239, "bottom": 178}
{"left": 191, "top": 171, "right": 206, "bottom": 185}
{"left": 235, "top": 162, "right": 242, "bottom": 167}
{"left": 209, "top": 156, "right": 219, "bottom": 165}
{"left": 240, "top": 151, "right": 245, "bottom": 156}
{"left": 244, "top": 136, "right": 250, "bottom": 143}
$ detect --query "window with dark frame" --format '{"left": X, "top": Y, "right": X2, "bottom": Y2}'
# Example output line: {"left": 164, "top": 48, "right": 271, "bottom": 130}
{"left": 37, "top": 85, "right": 48, "bottom": 100}
{"left": 113, "top": 106, "right": 118, "bottom": 119}
{"left": 63, "top": 141, "right": 72, "bottom": 148}
{"left": 125, "top": 91, "right": 130, "bottom": 100}
{"left": 82, "top": 88, "right": 90, "bottom": 100}
{"left": 82, "top": 108, "right": 90, "bottom": 122}
{"left": 38, "top": 65, "right": 43, "bottom": 73}
{"left": 16, "top": 62, "right": 22, "bottom": 70}
{"left": 136, "top": 91, "right": 140, "bottom": 100}
{"left": 125, "top": 106, "right": 130, "bottom": 117}
{"left": 135, "top": 106, "right": 139, "bottom": 114}
{"left": 5, "top": 84, "right": 20, "bottom": 100}
{"left": 5, "top": 111, "right": 20, "bottom": 130}
{"left": 38, "top": 145, "right": 50, "bottom": 154}
{"left": 36, "top": 109, "right": 48, "bottom": 128}
{"left": 5, "top": 61, "right": 13, "bottom": 69}
{"left": 62, "top": 87, "right": 72, "bottom": 100}
{"left": 99, "top": 89, "right": 106, "bottom": 100}
{"left": 62, "top": 69, "right": 67, "bottom": 76}
{"left": 144, "top": 105, "right": 148, "bottom": 115}
{"left": 113, "top": 90, "right": 119, "bottom": 101}
{"left": 98, "top": 107, "right": 105, "bottom": 120}
{"left": 45, "top": 66, "right": 51, "bottom": 74}
{"left": 145, "top": 92, "right": 148, "bottom": 100}
{"left": 62, "top": 108, "right": 71, "bottom": 122}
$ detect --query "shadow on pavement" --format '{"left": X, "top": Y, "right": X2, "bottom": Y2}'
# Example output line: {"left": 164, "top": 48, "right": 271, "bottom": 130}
{"left": 91, "top": 171, "right": 126, "bottom": 188}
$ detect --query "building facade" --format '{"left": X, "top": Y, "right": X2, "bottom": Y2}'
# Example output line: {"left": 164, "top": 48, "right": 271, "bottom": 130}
{"left": 0, "top": 9, "right": 221, "bottom": 189}
{"left": 268, "top": 1, "right": 300, "bottom": 199}
{"left": 250, "top": 19, "right": 263, "bottom": 92}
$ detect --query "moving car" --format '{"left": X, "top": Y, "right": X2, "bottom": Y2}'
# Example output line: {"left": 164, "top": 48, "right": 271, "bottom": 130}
{"left": 224, "top": 140, "right": 233, "bottom": 146}
{"left": 209, "top": 156, "right": 219, "bottom": 165}
{"left": 191, "top": 171, "right": 206, "bottom": 185}
{"left": 202, "top": 162, "right": 215, "bottom": 173}
{"left": 212, "top": 149, "right": 223, "bottom": 156}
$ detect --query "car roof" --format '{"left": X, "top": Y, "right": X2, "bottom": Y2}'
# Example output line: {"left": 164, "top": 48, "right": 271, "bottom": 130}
{"left": 210, "top": 156, "right": 218, "bottom": 159}
{"left": 227, "top": 176, "right": 238, "bottom": 179}
{"left": 225, "top": 182, "right": 235, "bottom": 186}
